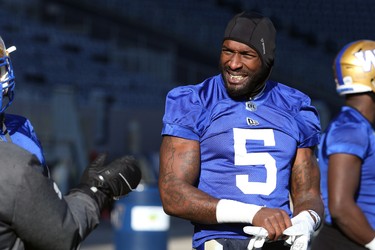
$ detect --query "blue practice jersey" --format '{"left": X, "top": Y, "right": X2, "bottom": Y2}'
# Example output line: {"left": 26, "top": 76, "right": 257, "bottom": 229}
{"left": 162, "top": 74, "right": 321, "bottom": 247}
{"left": 1, "top": 113, "right": 48, "bottom": 176}
{"left": 319, "top": 106, "right": 375, "bottom": 228}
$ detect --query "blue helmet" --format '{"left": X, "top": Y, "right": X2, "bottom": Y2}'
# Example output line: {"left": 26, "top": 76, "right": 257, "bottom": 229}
{"left": 0, "top": 36, "right": 16, "bottom": 113}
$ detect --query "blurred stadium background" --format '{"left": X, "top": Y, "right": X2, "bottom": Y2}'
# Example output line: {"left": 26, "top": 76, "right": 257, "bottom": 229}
{"left": 1, "top": 0, "right": 374, "bottom": 249}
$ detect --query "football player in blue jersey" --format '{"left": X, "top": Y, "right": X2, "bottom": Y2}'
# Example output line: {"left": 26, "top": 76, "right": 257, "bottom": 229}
{"left": 311, "top": 40, "right": 375, "bottom": 250}
{"left": 159, "top": 11, "right": 323, "bottom": 250}
{"left": 0, "top": 36, "right": 48, "bottom": 176}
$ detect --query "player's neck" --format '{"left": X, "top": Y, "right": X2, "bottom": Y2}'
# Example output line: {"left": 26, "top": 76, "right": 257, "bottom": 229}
{"left": 346, "top": 93, "right": 375, "bottom": 124}
{"left": 247, "top": 82, "right": 266, "bottom": 100}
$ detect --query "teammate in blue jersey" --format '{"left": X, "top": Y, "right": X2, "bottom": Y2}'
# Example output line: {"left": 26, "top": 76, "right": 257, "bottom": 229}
{"left": 311, "top": 40, "right": 375, "bottom": 250}
{"left": 0, "top": 36, "right": 48, "bottom": 176}
{"left": 159, "top": 11, "right": 323, "bottom": 250}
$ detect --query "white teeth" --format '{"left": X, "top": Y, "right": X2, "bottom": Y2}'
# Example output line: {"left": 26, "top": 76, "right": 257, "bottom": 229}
{"left": 230, "top": 74, "right": 244, "bottom": 80}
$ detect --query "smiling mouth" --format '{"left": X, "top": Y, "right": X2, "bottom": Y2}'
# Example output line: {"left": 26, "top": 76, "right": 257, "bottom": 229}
{"left": 226, "top": 72, "right": 247, "bottom": 84}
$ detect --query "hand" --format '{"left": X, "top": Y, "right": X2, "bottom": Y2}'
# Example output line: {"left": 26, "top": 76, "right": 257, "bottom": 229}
{"left": 80, "top": 153, "right": 108, "bottom": 186}
{"left": 283, "top": 211, "right": 316, "bottom": 250}
{"left": 252, "top": 207, "right": 292, "bottom": 241}
{"left": 76, "top": 154, "right": 142, "bottom": 208}
{"left": 243, "top": 226, "right": 268, "bottom": 249}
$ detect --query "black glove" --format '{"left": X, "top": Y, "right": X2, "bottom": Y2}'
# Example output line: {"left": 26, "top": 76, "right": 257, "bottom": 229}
{"left": 72, "top": 154, "right": 142, "bottom": 209}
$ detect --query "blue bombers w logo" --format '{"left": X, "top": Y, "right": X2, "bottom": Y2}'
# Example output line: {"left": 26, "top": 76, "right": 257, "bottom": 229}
{"left": 354, "top": 49, "right": 375, "bottom": 72}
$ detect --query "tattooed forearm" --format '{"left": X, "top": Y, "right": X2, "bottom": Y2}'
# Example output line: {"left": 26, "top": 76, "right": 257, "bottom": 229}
{"left": 292, "top": 160, "right": 313, "bottom": 194}
{"left": 159, "top": 136, "right": 218, "bottom": 224}
{"left": 291, "top": 148, "right": 323, "bottom": 215}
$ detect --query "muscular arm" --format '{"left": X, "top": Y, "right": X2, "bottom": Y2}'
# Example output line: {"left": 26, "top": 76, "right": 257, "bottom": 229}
{"left": 328, "top": 153, "right": 375, "bottom": 245}
{"left": 159, "top": 135, "right": 292, "bottom": 240}
{"left": 158, "top": 135, "right": 219, "bottom": 224}
{"left": 250, "top": 148, "right": 324, "bottom": 241}
{"left": 290, "top": 147, "right": 324, "bottom": 220}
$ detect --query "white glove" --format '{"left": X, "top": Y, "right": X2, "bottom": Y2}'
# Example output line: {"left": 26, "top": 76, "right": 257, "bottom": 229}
{"left": 243, "top": 226, "right": 268, "bottom": 249}
{"left": 283, "top": 211, "right": 317, "bottom": 250}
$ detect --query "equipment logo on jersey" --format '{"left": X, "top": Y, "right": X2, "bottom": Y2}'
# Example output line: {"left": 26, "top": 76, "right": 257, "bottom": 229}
{"left": 246, "top": 117, "right": 259, "bottom": 126}
{"left": 354, "top": 49, "right": 375, "bottom": 72}
{"left": 246, "top": 101, "right": 257, "bottom": 111}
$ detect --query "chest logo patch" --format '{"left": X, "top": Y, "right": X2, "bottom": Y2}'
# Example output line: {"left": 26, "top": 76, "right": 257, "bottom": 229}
{"left": 246, "top": 101, "right": 257, "bottom": 111}
{"left": 246, "top": 117, "right": 259, "bottom": 126}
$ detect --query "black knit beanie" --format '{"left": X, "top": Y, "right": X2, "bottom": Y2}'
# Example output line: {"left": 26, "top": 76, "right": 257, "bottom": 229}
{"left": 223, "top": 11, "right": 276, "bottom": 68}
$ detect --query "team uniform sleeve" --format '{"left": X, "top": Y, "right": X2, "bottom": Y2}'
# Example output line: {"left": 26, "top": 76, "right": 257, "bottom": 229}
{"left": 325, "top": 123, "right": 368, "bottom": 159}
{"left": 162, "top": 86, "right": 206, "bottom": 141}
{"left": 294, "top": 99, "right": 321, "bottom": 148}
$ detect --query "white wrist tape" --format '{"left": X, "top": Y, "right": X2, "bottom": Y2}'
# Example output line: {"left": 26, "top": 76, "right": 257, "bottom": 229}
{"left": 308, "top": 209, "right": 321, "bottom": 230}
{"left": 216, "top": 199, "right": 263, "bottom": 224}
{"left": 365, "top": 237, "right": 375, "bottom": 250}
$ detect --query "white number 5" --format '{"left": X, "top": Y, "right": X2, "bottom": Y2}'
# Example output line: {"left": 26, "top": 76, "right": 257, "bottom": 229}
{"left": 233, "top": 128, "right": 276, "bottom": 195}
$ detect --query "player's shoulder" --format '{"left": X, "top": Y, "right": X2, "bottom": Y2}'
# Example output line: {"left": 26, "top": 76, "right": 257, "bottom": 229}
{"left": 266, "top": 80, "right": 312, "bottom": 109}
{"left": 4, "top": 113, "right": 34, "bottom": 131}
{"left": 334, "top": 106, "right": 369, "bottom": 127}
{"left": 324, "top": 107, "right": 371, "bottom": 148}
{"left": 4, "top": 113, "right": 29, "bottom": 124}
{"left": 166, "top": 74, "right": 224, "bottom": 103}
{"left": 269, "top": 80, "right": 310, "bottom": 99}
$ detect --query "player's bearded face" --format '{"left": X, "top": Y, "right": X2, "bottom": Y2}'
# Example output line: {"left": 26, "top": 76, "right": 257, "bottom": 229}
{"left": 220, "top": 40, "right": 267, "bottom": 99}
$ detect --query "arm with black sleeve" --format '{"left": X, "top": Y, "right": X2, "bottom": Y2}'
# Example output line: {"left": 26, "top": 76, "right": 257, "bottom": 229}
{"left": 0, "top": 142, "right": 141, "bottom": 250}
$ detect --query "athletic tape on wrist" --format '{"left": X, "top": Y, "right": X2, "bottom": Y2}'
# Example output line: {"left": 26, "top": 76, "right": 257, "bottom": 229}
{"left": 308, "top": 209, "right": 321, "bottom": 230}
{"left": 365, "top": 237, "right": 375, "bottom": 250}
{"left": 216, "top": 199, "right": 263, "bottom": 224}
